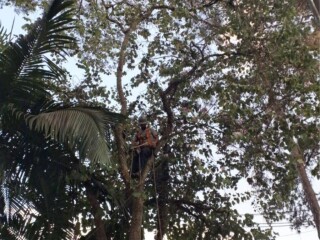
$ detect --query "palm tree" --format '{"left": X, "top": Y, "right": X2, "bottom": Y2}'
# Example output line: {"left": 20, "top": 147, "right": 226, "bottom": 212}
{"left": 0, "top": 0, "right": 123, "bottom": 239}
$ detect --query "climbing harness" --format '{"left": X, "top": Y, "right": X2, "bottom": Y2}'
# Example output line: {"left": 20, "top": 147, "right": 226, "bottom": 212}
{"left": 136, "top": 127, "right": 157, "bottom": 147}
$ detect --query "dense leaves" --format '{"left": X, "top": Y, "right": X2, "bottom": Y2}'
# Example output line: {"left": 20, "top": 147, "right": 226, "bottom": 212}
{"left": 214, "top": 0, "right": 320, "bottom": 231}
{"left": 0, "top": 0, "right": 319, "bottom": 239}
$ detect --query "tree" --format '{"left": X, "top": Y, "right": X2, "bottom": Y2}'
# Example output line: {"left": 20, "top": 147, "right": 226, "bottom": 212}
{"left": 48, "top": 0, "right": 270, "bottom": 239}
{"left": 77, "top": 1, "right": 268, "bottom": 239}
{"left": 213, "top": 0, "right": 320, "bottom": 237}
{"left": 1, "top": 0, "right": 318, "bottom": 239}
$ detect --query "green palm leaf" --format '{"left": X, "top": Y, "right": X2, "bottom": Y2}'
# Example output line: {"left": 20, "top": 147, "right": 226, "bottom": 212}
{"left": 0, "top": 0, "right": 76, "bottom": 107}
{"left": 28, "top": 107, "right": 116, "bottom": 165}
{"left": 0, "top": 23, "right": 10, "bottom": 51}
{"left": 18, "top": 106, "right": 123, "bottom": 165}
{"left": 0, "top": 130, "right": 81, "bottom": 240}
{"left": 0, "top": 1, "right": 124, "bottom": 238}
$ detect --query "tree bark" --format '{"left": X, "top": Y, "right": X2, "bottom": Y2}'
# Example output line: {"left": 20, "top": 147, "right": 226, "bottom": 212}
{"left": 106, "top": 5, "right": 179, "bottom": 239}
{"left": 296, "top": 161, "right": 320, "bottom": 238}
{"left": 306, "top": 0, "right": 320, "bottom": 26}
{"left": 115, "top": 125, "right": 130, "bottom": 187}
{"left": 292, "top": 144, "right": 320, "bottom": 238}
{"left": 127, "top": 154, "right": 156, "bottom": 240}
{"left": 85, "top": 184, "right": 107, "bottom": 240}
{"left": 129, "top": 191, "right": 144, "bottom": 240}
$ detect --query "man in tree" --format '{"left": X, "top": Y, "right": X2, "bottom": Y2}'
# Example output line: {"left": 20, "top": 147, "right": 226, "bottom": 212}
{"left": 131, "top": 115, "right": 158, "bottom": 177}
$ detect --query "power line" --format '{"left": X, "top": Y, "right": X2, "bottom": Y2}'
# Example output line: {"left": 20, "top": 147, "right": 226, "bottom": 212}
{"left": 238, "top": 209, "right": 312, "bottom": 216}
{"left": 277, "top": 229, "right": 317, "bottom": 238}
{"left": 256, "top": 222, "right": 309, "bottom": 225}
{"left": 259, "top": 224, "right": 308, "bottom": 228}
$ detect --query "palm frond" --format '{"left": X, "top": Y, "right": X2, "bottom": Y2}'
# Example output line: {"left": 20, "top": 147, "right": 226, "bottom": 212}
{"left": 0, "top": 1, "right": 123, "bottom": 238}
{"left": 0, "top": 136, "right": 79, "bottom": 240}
{"left": 0, "top": 193, "right": 75, "bottom": 240}
{"left": 23, "top": 106, "right": 123, "bottom": 165}
{"left": 32, "top": 0, "right": 76, "bottom": 57}
{"left": 0, "top": 23, "right": 10, "bottom": 51}
{"left": 0, "top": 114, "right": 122, "bottom": 240}
{"left": 0, "top": 0, "right": 76, "bottom": 107}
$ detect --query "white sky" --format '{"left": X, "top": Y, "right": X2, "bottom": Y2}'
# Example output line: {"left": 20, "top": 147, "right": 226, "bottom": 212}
{"left": 0, "top": 5, "right": 318, "bottom": 240}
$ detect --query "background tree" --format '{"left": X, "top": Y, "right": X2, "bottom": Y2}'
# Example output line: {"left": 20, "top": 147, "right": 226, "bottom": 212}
{"left": 213, "top": 0, "right": 320, "bottom": 237}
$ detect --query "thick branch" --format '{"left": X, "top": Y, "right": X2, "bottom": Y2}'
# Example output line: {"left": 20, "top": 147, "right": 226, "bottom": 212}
{"left": 307, "top": 0, "right": 320, "bottom": 27}
{"left": 114, "top": 125, "right": 130, "bottom": 186}
{"left": 107, "top": 3, "right": 176, "bottom": 115}
{"left": 149, "top": 4, "right": 175, "bottom": 12}
{"left": 116, "top": 23, "right": 139, "bottom": 115}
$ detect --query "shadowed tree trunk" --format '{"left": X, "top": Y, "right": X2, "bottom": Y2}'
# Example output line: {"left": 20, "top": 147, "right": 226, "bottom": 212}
{"left": 128, "top": 156, "right": 154, "bottom": 240}
{"left": 85, "top": 183, "right": 107, "bottom": 240}
{"left": 155, "top": 159, "right": 169, "bottom": 240}
{"left": 129, "top": 191, "right": 144, "bottom": 240}
{"left": 292, "top": 144, "right": 320, "bottom": 238}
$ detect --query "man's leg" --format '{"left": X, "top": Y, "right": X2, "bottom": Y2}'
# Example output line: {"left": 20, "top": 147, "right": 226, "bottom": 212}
{"left": 131, "top": 152, "right": 141, "bottom": 175}
{"left": 140, "top": 147, "right": 153, "bottom": 170}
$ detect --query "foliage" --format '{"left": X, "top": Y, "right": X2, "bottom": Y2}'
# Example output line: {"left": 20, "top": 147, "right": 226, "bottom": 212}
{"left": 213, "top": 0, "right": 320, "bottom": 230}
{"left": 0, "top": 0, "right": 319, "bottom": 239}
{"left": 0, "top": 0, "right": 123, "bottom": 239}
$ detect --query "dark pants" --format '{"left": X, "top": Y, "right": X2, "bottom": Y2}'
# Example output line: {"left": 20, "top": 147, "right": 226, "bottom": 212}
{"left": 132, "top": 147, "right": 153, "bottom": 174}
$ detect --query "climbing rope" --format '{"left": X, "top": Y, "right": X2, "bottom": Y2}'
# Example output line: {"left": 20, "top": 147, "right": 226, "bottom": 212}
{"left": 152, "top": 150, "right": 163, "bottom": 240}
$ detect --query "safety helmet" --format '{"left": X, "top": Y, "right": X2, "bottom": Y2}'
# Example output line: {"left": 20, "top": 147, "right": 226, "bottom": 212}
{"left": 138, "top": 115, "right": 147, "bottom": 125}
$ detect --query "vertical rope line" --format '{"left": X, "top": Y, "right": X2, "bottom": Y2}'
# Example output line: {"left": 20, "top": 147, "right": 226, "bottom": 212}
{"left": 152, "top": 150, "right": 162, "bottom": 240}
{"left": 138, "top": 149, "right": 142, "bottom": 178}
{"left": 130, "top": 150, "right": 134, "bottom": 173}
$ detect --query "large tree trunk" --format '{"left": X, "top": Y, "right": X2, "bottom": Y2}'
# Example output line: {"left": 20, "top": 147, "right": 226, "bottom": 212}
{"left": 128, "top": 155, "right": 155, "bottom": 240}
{"left": 107, "top": 3, "right": 176, "bottom": 238}
{"left": 129, "top": 191, "right": 145, "bottom": 240}
{"left": 292, "top": 145, "right": 320, "bottom": 238}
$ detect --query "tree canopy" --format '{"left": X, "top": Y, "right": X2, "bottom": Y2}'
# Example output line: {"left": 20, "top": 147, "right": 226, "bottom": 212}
{"left": 0, "top": 0, "right": 319, "bottom": 239}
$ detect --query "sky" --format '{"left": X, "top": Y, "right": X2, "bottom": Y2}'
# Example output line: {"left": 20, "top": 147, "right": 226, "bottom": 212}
{"left": 0, "top": 4, "right": 318, "bottom": 240}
